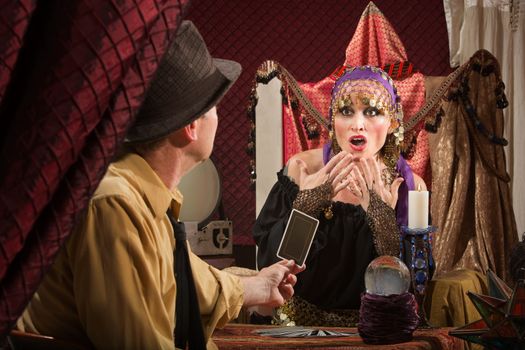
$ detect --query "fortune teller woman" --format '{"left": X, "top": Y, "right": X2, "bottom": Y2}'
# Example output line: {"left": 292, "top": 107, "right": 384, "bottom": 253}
{"left": 253, "top": 66, "right": 427, "bottom": 326}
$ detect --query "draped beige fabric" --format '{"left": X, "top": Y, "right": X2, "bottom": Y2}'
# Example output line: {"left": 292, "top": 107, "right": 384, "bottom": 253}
{"left": 443, "top": 0, "right": 525, "bottom": 245}
{"left": 428, "top": 50, "right": 518, "bottom": 282}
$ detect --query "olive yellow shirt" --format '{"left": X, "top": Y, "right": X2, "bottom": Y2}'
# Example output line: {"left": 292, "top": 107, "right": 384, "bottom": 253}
{"left": 20, "top": 153, "right": 243, "bottom": 349}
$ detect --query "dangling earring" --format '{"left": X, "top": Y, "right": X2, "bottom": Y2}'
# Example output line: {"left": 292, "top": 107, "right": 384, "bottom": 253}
{"left": 330, "top": 130, "right": 342, "bottom": 154}
{"left": 380, "top": 101, "right": 402, "bottom": 179}
{"left": 330, "top": 110, "right": 342, "bottom": 154}
{"left": 380, "top": 132, "right": 400, "bottom": 178}
{"left": 393, "top": 125, "right": 404, "bottom": 145}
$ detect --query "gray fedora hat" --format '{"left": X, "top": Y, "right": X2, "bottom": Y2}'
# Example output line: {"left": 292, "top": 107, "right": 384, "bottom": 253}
{"left": 125, "top": 20, "right": 242, "bottom": 143}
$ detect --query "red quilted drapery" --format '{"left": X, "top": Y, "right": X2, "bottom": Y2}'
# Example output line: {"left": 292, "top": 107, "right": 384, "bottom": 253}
{"left": 0, "top": 0, "right": 189, "bottom": 338}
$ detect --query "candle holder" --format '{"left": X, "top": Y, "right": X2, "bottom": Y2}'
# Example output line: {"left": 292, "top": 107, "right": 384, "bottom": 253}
{"left": 399, "top": 226, "right": 437, "bottom": 328}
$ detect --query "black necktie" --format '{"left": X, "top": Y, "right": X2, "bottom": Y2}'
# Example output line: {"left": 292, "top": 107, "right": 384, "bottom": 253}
{"left": 167, "top": 211, "right": 206, "bottom": 349}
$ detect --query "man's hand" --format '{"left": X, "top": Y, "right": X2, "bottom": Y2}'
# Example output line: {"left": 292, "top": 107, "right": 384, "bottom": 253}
{"left": 241, "top": 260, "right": 305, "bottom": 308}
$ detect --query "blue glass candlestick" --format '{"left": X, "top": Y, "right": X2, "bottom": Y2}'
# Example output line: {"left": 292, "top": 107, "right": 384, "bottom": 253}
{"left": 400, "top": 226, "right": 437, "bottom": 328}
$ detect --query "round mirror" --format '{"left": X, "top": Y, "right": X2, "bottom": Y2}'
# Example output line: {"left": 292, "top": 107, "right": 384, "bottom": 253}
{"left": 177, "top": 158, "right": 222, "bottom": 228}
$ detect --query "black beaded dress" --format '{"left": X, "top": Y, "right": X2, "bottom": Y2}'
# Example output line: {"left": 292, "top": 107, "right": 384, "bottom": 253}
{"left": 253, "top": 151, "right": 415, "bottom": 325}
{"left": 254, "top": 170, "right": 375, "bottom": 312}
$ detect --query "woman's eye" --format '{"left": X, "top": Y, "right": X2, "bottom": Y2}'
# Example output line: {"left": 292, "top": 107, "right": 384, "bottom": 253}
{"left": 364, "top": 107, "right": 381, "bottom": 116}
{"left": 339, "top": 106, "right": 353, "bottom": 116}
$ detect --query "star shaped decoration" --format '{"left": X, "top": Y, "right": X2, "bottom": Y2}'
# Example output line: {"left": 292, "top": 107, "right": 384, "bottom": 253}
{"left": 449, "top": 269, "right": 525, "bottom": 349}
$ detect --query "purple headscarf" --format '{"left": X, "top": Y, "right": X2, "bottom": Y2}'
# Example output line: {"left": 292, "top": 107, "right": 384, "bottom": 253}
{"left": 324, "top": 65, "right": 412, "bottom": 225}
{"left": 329, "top": 66, "right": 402, "bottom": 127}
{"left": 332, "top": 66, "right": 397, "bottom": 106}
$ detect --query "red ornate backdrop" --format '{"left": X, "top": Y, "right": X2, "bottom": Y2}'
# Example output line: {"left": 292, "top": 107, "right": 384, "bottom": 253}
{"left": 186, "top": 0, "right": 452, "bottom": 245}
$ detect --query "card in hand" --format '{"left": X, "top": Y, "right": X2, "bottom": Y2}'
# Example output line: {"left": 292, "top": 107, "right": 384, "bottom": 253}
{"left": 276, "top": 209, "right": 319, "bottom": 266}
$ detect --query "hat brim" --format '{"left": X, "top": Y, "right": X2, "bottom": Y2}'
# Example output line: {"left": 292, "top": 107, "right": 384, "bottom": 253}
{"left": 125, "top": 58, "right": 241, "bottom": 144}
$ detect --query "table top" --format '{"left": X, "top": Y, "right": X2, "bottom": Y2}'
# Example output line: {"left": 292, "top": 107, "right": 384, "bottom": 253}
{"left": 212, "top": 324, "right": 465, "bottom": 350}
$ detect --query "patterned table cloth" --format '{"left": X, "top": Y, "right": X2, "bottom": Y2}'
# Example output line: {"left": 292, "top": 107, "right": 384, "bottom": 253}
{"left": 213, "top": 323, "right": 465, "bottom": 350}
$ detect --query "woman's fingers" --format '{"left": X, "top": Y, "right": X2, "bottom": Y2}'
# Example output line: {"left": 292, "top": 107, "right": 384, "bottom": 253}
{"left": 359, "top": 158, "right": 374, "bottom": 190}
{"left": 325, "top": 152, "right": 353, "bottom": 181}
{"left": 334, "top": 174, "right": 353, "bottom": 194}
{"left": 324, "top": 151, "right": 349, "bottom": 173}
{"left": 347, "top": 175, "right": 362, "bottom": 198}
{"left": 352, "top": 167, "right": 370, "bottom": 210}
{"left": 352, "top": 167, "right": 368, "bottom": 196}
{"left": 299, "top": 152, "right": 350, "bottom": 192}
{"left": 368, "top": 158, "right": 385, "bottom": 194}
{"left": 332, "top": 163, "right": 354, "bottom": 191}
{"left": 352, "top": 167, "right": 368, "bottom": 204}
{"left": 389, "top": 177, "right": 404, "bottom": 208}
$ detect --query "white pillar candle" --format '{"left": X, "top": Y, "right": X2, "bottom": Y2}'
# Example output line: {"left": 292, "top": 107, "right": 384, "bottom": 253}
{"left": 408, "top": 186, "right": 429, "bottom": 229}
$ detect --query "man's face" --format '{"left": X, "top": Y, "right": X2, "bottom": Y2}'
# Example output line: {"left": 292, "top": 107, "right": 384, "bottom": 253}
{"left": 197, "top": 106, "right": 218, "bottom": 159}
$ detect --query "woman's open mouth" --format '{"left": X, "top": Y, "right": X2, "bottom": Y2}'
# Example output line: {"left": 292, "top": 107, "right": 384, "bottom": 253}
{"left": 349, "top": 135, "right": 367, "bottom": 152}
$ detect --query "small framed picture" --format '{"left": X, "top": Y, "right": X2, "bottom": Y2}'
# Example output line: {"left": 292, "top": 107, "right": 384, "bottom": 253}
{"left": 276, "top": 209, "right": 320, "bottom": 266}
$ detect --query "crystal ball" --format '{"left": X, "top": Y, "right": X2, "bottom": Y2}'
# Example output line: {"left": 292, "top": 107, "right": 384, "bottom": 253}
{"left": 364, "top": 256, "right": 411, "bottom": 296}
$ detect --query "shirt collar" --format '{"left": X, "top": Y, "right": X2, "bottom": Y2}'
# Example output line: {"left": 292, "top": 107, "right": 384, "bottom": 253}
{"left": 111, "top": 153, "right": 183, "bottom": 220}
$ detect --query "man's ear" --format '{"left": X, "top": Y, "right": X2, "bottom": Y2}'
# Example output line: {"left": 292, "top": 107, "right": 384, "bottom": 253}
{"left": 181, "top": 119, "right": 199, "bottom": 141}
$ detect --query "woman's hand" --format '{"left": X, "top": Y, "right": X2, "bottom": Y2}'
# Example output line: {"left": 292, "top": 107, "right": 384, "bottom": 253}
{"left": 347, "top": 158, "right": 403, "bottom": 211}
{"left": 295, "top": 151, "right": 355, "bottom": 199}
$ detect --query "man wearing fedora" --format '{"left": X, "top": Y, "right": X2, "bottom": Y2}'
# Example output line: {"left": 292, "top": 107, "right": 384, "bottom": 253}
{"left": 19, "top": 21, "right": 303, "bottom": 349}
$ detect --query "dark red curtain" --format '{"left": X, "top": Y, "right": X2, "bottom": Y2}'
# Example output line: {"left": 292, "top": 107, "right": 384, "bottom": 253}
{"left": 0, "top": 0, "right": 189, "bottom": 338}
